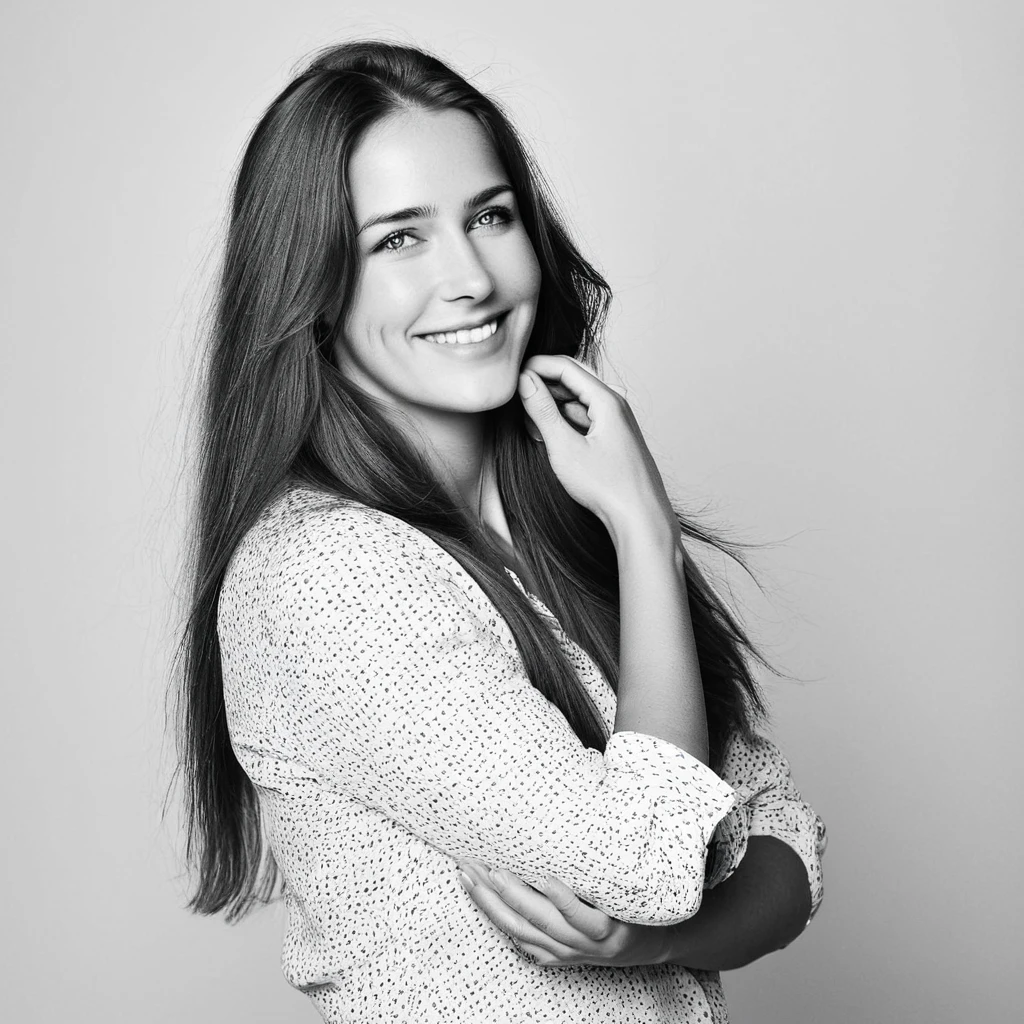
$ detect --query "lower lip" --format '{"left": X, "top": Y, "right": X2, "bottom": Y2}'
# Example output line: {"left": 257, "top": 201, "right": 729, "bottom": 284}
{"left": 414, "top": 314, "right": 509, "bottom": 352}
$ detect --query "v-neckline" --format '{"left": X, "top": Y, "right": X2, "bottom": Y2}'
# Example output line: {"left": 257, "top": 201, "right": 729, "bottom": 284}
{"left": 485, "top": 529, "right": 545, "bottom": 606}
{"left": 478, "top": 495, "right": 542, "bottom": 603}
{"left": 503, "top": 566, "right": 560, "bottom": 624}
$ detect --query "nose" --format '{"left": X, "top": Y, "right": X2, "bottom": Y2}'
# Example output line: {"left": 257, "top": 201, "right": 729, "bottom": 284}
{"left": 436, "top": 229, "right": 495, "bottom": 303}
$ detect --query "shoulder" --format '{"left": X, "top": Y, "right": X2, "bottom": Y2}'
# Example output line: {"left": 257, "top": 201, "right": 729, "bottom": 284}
{"left": 224, "top": 487, "right": 472, "bottom": 621}
{"left": 231, "top": 487, "right": 430, "bottom": 574}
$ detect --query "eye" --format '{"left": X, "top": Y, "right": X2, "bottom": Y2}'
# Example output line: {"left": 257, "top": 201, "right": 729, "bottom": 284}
{"left": 472, "top": 205, "right": 514, "bottom": 230}
{"left": 374, "top": 229, "right": 417, "bottom": 254}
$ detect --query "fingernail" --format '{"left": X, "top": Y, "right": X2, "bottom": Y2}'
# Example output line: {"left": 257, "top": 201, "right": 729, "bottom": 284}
{"left": 489, "top": 868, "right": 507, "bottom": 887}
{"left": 458, "top": 870, "right": 475, "bottom": 890}
{"left": 518, "top": 372, "right": 536, "bottom": 397}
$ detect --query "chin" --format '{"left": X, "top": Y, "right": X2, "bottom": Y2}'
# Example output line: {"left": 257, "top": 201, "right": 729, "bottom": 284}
{"left": 439, "top": 378, "right": 519, "bottom": 413}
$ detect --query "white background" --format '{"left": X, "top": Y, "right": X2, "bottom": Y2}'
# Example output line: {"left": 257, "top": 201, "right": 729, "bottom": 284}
{"left": 2, "top": 1, "right": 1021, "bottom": 1021}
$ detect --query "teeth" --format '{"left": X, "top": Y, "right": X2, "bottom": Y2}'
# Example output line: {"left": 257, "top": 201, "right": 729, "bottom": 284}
{"left": 421, "top": 319, "right": 499, "bottom": 345}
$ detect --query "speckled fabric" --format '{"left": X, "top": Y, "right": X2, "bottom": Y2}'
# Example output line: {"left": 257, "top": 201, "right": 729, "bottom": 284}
{"left": 219, "top": 487, "right": 825, "bottom": 1023}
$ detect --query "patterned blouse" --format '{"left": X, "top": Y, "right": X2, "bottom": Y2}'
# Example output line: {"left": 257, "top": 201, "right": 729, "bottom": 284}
{"left": 219, "top": 487, "right": 826, "bottom": 1023}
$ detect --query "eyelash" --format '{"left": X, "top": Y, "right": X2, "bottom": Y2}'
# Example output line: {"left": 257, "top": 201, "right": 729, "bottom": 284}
{"left": 372, "top": 204, "right": 514, "bottom": 254}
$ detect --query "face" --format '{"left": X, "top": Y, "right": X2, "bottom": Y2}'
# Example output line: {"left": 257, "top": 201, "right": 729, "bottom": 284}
{"left": 336, "top": 108, "right": 542, "bottom": 432}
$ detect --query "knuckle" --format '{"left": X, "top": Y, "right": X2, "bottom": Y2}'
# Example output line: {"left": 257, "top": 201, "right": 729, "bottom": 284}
{"left": 600, "top": 391, "right": 625, "bottom": 416}
{"left": 553, "top": 894, "right": 577, "bottom": 914}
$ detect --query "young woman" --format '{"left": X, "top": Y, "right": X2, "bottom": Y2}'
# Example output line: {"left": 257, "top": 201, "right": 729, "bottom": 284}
{"left": 178, "top": 40, "right": 825, "bottom": 1023}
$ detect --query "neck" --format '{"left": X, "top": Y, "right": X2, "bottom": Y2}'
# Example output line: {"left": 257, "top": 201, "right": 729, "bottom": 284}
{"left": 398, "top": 406, "right": 515, "bottom": 550}
{"left": 393, "top": 405, "right": 490, "bottom": 510}
{"left": 370, "top": 399, "right": 512, "bottom": 552}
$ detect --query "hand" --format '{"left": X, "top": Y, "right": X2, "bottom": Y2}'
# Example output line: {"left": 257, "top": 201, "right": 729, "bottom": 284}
{"left": 524, "top": 378, "right": 592, "bottom": 437}
{"left": 518, "top": 355, "right": 677, "bottom": 545}
{"left": 457, "top": 859, "right": 672, "bottom": 968}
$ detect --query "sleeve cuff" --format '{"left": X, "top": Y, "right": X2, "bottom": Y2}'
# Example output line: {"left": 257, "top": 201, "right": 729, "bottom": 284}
{"left": 604, "top": 730, "right": 737, "bottom": 824}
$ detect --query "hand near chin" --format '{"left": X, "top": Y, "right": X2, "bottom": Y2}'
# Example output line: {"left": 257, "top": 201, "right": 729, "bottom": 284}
{"left": 457, "top": 860, "right": 671, "bottom": 968}
{"left": 518, "top": 355, "right": 677, "bottom": 545}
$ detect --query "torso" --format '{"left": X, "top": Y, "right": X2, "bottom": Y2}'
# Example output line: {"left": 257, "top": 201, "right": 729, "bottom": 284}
{"left": 217, "top": 488, "right": 732, "bottom": 1023}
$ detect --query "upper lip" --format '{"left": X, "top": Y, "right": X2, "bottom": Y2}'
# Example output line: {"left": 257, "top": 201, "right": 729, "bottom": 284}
{"left": 416, "top": 311, "right": 507, "bottom": 336}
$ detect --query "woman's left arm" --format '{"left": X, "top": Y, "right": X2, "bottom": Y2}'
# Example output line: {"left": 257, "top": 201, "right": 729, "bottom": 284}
{"left": 460, "top": 834, "right": 809, "bottom": 969}
{"left": 461, "top": 733, "right": 826, "bottom": 970}
{"left": 664, "top": 834, "right": 811, "bottom": 969}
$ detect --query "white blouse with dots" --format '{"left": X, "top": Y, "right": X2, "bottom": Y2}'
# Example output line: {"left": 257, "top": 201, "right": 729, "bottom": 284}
{"left": 219, "top": 487, "right": 826, "bottom": 1023}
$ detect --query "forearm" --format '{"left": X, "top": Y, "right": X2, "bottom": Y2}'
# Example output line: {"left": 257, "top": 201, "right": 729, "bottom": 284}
{"left": 612, "top": 522, "right": 709, "bottom": 764}
{"left": 661, "top": 836, "right": 812, "bottom": 970}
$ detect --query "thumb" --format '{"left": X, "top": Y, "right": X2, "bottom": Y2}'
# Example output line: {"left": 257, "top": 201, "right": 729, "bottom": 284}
{"left": 518, "top": 370, "right": 570, "bottom": 443}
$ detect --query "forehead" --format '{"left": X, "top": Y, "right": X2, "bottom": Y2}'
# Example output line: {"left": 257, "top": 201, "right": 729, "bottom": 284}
{"left": 347, "top": 108, "right": 506, "bottom": 219}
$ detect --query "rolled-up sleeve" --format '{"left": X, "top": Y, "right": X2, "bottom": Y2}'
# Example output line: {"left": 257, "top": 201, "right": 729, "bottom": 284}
{"left": 247, "top": 501, "right": 736, "bottom": 926}
{"left": 709, "top": 733, "right": 826, "bottom": 921}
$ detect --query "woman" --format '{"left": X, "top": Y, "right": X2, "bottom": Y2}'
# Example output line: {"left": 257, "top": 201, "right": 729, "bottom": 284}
{"left": 179, "top": 40, "right": 825, "bottom": 1023}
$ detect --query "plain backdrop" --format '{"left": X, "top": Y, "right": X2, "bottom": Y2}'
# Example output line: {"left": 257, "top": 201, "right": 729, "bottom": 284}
{"left": 2, "top": 1, "right": 1021, "bottom": 1021}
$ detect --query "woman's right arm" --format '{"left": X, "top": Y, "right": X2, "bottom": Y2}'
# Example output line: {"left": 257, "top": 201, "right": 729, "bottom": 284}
{"left": 608, "top": 513, "right": 708, "bottom": 759}
{"left": 222, "top": 497, "right": 734, "bottom": 927}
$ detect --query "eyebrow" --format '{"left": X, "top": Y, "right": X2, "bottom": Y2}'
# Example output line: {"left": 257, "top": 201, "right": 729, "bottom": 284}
{"left": 356, "top": 183, "right": 514, "bottom": 236}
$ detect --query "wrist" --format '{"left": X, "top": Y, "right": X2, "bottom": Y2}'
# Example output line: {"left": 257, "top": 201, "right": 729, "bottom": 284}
{"left": 658, "top": 916, "right": 701, "bottom": 968}
{"left": 654, "top": 919, "right": 690, "bottom": 966}
{"left": 604, "top": 511, "right": 679, "bottom": 559}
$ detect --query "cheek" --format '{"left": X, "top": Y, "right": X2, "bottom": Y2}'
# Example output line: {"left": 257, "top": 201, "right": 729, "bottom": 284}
{"left": 512, "top": 237, "right": 542, "bottom": 301}
{"left": 347, "top": 269, "right": 425, "bottom": 343}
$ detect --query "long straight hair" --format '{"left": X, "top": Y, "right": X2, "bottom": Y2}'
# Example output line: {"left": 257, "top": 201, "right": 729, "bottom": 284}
{"left": 178, "top": 40, "right": 768, "bottom": 920}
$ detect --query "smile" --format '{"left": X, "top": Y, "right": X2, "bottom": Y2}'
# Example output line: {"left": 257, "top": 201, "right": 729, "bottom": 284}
{"left": 417, "top": 312, "right": 507, "bottom": 346}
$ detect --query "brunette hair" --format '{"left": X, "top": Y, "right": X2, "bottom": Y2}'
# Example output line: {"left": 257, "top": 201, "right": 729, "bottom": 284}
{"left": 178, "top": 39, "right": 767, "bottom": 920}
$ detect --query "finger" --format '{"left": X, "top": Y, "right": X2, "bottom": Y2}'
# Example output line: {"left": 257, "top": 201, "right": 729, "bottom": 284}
{"left": 558, "top": 401, "right": 591, "bottom": 434}
{"left": 516, "top": 940, "right": 576, "bottom": 967}
{"left": 522, "top": 355, "right": 615, "bottom": 412}
{"left": 483, "top": 867, "right": 605, "bottom": 951}
{"left": 461, "top": 862, "right": 558, "bottom": 936}
{"left": 536, "top": 875, "right": 616, "bottom": 943}
{"left": 460, "top": 862, "right": 588, "bottom": 954}
{"left": 458, "top": 867, "right": 580, "bottom": 959}
{"left": 562, "top": 354, "right": 597, "bottom": 374}
{"left": 544, "top": 379, "right": 590, "bottom": 433}
{"left": 546, "top": 382, "right": 576, "bottom": 402}
{"left": 518, "top": 371, "right": 576, "bottom": 446}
